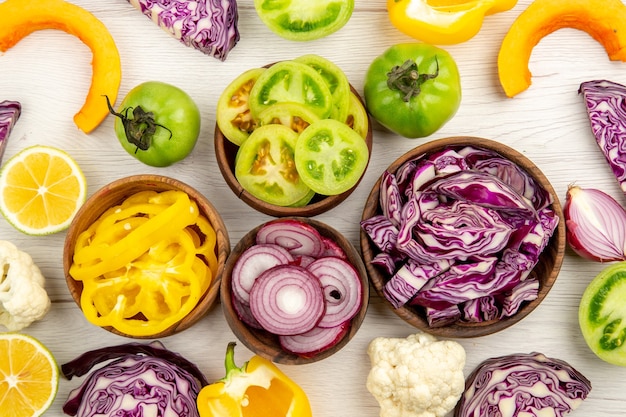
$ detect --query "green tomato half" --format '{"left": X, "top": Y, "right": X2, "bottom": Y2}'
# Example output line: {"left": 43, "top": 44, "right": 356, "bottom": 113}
{"left": 364, "top": 43, "right": 462, "bottom": 139}
{"left": 112, "top": 81, "right": 201, "bottom": 167}
{"left": 579, "top": 262, "right": 626, "bottom": 366}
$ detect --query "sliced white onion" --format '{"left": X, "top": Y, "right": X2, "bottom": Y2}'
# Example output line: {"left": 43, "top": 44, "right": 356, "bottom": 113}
{"left": 279, "top": 322, "right": 350, "bottom": 357}
{"left": 231, "top": 244, "right": 294, "bottom": 303}
{"left": 307, "top": 257, "right": 363, "bottom": 328}
{"left": 255, "top": 219, "right": 325, "bottom": 257}
{"left": 249, "top": 265, "right": 325, "bottom": 335}
{"left": 564, "top": 185, "right": 626, "bottom": 262}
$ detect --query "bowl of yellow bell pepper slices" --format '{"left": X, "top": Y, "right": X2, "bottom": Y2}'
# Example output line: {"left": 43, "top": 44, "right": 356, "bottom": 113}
{"left": 63, "top": 174, "right": 231, "bottom": 338}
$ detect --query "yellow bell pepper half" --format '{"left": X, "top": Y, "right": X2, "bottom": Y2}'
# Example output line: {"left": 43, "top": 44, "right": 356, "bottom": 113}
{"left": 197, "top": 343, "right": 313, "bottom": 417}
{"left": 387, "top": 0, "right": 518, "bottom": 44}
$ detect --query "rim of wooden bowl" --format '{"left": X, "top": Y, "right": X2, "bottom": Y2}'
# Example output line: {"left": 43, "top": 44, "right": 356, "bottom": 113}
{"left": 360, "top": 136, "right": 566, "bottom": 338}
{"left": 214, "top": 81, "right": 373, "bottom": 217}
{"left": 220, "top": 217, "right": 370, "bottom": 364}
{"left": 63, "top": 174, "right": 231, "bottom": 339}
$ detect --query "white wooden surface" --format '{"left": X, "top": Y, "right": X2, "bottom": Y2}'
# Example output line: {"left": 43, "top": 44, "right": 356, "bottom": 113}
{"left": 1, "top": 1, "right": 625, "bottom": 415}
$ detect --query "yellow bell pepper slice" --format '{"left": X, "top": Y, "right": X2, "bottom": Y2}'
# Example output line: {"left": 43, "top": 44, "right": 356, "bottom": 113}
{"left": 197, "top": 343, "right": 313, "bottom": 417}
{"left": 387, "top": 0, "right": 518, "bottom": 44}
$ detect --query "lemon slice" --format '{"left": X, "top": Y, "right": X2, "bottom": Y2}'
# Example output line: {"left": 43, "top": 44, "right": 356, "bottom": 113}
{"left": 0, "top": 145, "right": 87, "bottom": 235}
{"left": 0, "top": 333, "right": 59, "bottom": 417}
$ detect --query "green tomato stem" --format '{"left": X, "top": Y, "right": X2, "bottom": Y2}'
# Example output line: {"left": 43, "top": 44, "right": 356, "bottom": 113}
{"left": 386, "top": 58, "right": 439, "bottom": 102}
{"left": 105, "top": 95, "right": 171, "bottom": 153}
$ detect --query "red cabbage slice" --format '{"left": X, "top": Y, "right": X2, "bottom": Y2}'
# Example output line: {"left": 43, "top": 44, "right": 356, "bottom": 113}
{"left": 379, "top": 170, "right": 402, "bottom": 228}
{"left": 0, "top": 100, "right": 21, "bottom": 165}
{"left": 462, "top": 295, "right": 498, "bottom": 323}
{"left": 579, "top": 79, "right": 626, "bottom": 193}
{"left": 425, "top": 304, "right": 461, "bottom": 327}
{"left": 128, "top": 0, "right": 240, "bottom": 61}
{"left": 499, "top": 279, "right": 540, "bottom": 318}
{"left": 360, "top": 215, "right": 399, "bottom": 253}
{"left": 455, "top": 352, "right": 591, "bottom": 417}
{"left": 383, "top": 258, "right": 451, "bottom": 308}
{"left": 62, "top": 341, "right": 206, "bottom": 417}
{"left": 428, "top": 147, "right": 470, "bottom": 173}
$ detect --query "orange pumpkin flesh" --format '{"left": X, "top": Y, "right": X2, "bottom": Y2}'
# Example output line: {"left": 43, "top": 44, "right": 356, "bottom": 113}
{"left": 498, "top": 0, "right": 626, "bottom": 97}
{"left": 0, "top": 0, "right": 122, "bottom": 133}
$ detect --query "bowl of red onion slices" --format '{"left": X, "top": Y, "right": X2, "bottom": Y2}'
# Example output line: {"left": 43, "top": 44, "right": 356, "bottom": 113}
{"left": 360, "top": 136, "right": 565, "bottom": 338}
{"left": 221, "top": 217, "right": 369, "bottom": 364}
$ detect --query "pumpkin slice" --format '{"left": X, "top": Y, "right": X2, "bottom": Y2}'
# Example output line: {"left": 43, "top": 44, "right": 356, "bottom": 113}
{"left": 0, "top": 0, "right": 122, "bottom": 133}
{"left": 498, "top": 0, "right": 626, "bottom": 97}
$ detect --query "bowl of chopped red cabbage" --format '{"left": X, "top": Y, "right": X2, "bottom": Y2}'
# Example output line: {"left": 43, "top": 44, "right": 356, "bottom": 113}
{"left": 221, "top": 217, "right": 369, "bottom": 364}
{"left": 360, "top": 136, "right": 565, "bottom": 338}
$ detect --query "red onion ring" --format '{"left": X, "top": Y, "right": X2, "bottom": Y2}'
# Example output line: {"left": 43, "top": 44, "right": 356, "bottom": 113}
{"left": 307, "top": 257, "right": 363, "bottom": 328}
{"left": 255, "top": 219, "right": 325, "bottom": 257}
{"left": 249, "top": 265, "right": 325, "bottom": 335}
{"left": 231, "top": 244, "right": 294, "bottom": 303}
{"left": 279, "top": 322, "right": 350, "bottom": 357}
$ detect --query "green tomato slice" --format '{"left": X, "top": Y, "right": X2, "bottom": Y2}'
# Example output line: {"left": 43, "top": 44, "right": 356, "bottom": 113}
{"left": 579, "top": 262, "right": 626, "bottom": 366}
{"left": 345, "top": 91, "right": 369, "bottom": 139}
{"left": 254, "top": 0, "right": 354, "bottom": 41}
{"left": 295, "top": 118, "right": 369, "bottom": 196}
{"left": 257, "top": 102, "right": 320, "bottom": 134}
{"left": 235, "top": 124, "right": 312, "bottom": 206}
{"left": 294, "top": 54, "right": 351, "bottom": 122}
{"left": 216, "top": 67, "right": 266, "bottom": 146}
{"left": 249, "top": 61, "right": 333, "bottom": 120}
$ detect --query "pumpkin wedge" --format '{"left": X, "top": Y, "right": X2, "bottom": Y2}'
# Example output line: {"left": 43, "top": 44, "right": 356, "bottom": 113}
{"left": 498, "top": 0, "right": 626, "bottom": 98}
{"left": 0, "top": 0, "right": 122, "bottom": 133}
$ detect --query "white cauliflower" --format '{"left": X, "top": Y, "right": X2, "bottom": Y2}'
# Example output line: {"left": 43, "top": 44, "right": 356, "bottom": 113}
{"left": 0, "top": 240, "right": 51, "bottom": 330}
{"left": 366, "top": 332, "right": 466, "bottom": 417}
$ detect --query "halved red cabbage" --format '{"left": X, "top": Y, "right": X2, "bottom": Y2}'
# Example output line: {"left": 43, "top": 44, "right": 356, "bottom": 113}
{"left": 361, "top": 144, "right": 559, "bottom": 325}
{"left": 579, "top": 79, "right": 626, "bottom": 193}
{"left": 0, "top": 100, "right": 21, "bottom": 164}
{"left": 128, "top": 0, "right": 240, "bottom": 61}
{"left": 62, "top": 341, "right": 207, "bottom": 417}
{"left": 455, "top": 352, "right": 591, "bottom": 417}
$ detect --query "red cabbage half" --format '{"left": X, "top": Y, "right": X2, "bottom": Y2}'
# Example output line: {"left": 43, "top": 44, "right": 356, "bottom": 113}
{"left": 579, "top": 79, "right": 626, "bottom": 193}
{"left": 62, "top": 341, "right": 208, "bottom": 417}
{"left": 128, "top": 0, "right": 240, "bottom": 61}
{"left": 455, "top": 352, "right": 592, "bottom": 417}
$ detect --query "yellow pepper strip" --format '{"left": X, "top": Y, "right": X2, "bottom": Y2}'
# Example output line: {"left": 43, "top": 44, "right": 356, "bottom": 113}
{"left": 197, "top": 343, "right": 313, "bottom": 417}
{"left": 70, "top": 191, "right": 198, "bottom": 281}
{"left": 387, "top": 0, "right": 518, "bottom": 44}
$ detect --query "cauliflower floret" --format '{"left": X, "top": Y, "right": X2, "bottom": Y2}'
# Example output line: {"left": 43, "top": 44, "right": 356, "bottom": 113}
{"left": 0, "top": 240, "right": 51, "bottom": 331}
{"left": 366, "top": 332, "right": 466, "bottom": 417}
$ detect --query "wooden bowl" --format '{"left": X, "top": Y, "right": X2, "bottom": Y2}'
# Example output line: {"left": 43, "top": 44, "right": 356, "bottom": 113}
{"left": 360, "top": 137, "right": 566, "bottom": 338}
{"left": 221, "top": 217, "right": 369, "bottom": 364}
{"left": 63, "top": 175, "right": 231, "bottom": 339}
{"left": 214, "top": 85, "right": 373, "bottom": 217}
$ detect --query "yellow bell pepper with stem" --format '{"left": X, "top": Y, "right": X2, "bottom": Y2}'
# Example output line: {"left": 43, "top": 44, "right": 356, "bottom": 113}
{"left": 387, "top": 0, "right": 518, "bottom": 45}
{"left": 197, "top": 342, "right": 313, "bottom": 417}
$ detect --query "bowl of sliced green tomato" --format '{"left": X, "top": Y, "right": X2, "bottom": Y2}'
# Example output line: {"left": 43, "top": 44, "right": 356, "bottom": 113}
{"left": 215, "top": 55, "right": 373, "bottom": 217}
{"left": 63, "top": 174, "right": 231, "bottom": 339}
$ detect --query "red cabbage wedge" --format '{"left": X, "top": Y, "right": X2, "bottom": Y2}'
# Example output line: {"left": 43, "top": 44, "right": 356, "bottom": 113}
{"left": 128, "top": 0, "right": 240, "bottom": 61}
{"left": 0, "top": 100, "right": 21, "bottom": 165}
{"left": 455, "top": 352, "right": 591, "bottom": 417}
{"left": 579, "top": 79, "right": 626, "bottom": 193}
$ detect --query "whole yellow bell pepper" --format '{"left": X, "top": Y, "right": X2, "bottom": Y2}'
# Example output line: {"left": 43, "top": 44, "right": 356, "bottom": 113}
{"left": 197, "top": 343, "right": 313, "bottom": 417}
{"left": 387, "top": 0, "right": 518, "bottom": 44}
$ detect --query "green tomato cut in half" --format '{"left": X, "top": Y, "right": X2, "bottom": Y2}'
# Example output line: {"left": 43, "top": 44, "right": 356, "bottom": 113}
{"left": 254, "top": 0, "right": 355, "bottom": 41}
{"left": 579, "top": 261, "right": 626, "bottom": 366}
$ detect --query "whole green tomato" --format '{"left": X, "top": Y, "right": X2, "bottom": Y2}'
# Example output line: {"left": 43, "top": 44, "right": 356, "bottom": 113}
{"left": 108, "top": 81, "right": 201, "bottom": 167}
{"left": 364, "top": 43, "right": 462, "bottom": 139}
